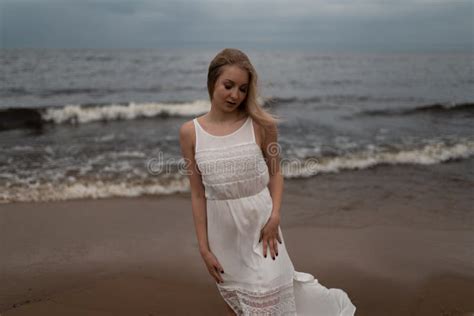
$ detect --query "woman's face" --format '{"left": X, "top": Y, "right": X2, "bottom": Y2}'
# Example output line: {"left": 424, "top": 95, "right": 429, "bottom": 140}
{"left": 212, "top": 65, "right": 249, "bottom": 112}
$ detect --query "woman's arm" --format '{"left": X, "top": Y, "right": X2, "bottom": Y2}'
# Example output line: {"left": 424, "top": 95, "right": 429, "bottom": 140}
{"left": 179, "top": 121, "right": 224, "bottom": 283}
{"left": 259, "top": 122, "right": 283, "bottom": 260}
{"left": 262, "top": 123, "right": 284, "bottom": 221}
{"left": 179, "top": 121, "right": 209, "bottom": 254}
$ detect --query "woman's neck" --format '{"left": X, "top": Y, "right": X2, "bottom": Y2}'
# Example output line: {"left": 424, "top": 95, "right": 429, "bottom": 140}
{"left": 207, "top": 107, "right": 247, "bottom": 124}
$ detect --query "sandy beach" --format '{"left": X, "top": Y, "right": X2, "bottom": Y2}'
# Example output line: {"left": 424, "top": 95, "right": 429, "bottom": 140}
{"left": 1, "top": 158, "right": 473, "bottom": 315}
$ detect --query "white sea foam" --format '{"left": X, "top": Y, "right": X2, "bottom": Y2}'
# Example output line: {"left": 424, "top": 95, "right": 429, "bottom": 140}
{"left": 283, "top": 140, "right": 474, "bottom": 178}
{"left": 1, "top": 140, "right": 473, "bottom": 204}
{"left": 42, "top": 100, "right": 211, "bottom": 124}
{"left": 0, "top": 177, "right": 189, "bottom": 204}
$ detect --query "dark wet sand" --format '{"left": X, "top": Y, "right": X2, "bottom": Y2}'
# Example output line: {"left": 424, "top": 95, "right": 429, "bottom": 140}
{"left": 1, "top": 159, "right": 473, "bottom": 315}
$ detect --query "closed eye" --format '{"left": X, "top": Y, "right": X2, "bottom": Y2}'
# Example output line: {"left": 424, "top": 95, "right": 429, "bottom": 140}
{"left": 224, "top": 85, "right": 246, "bottom": 93}
{"left": 224, "top": 80, "right": 248, "bottom": 92}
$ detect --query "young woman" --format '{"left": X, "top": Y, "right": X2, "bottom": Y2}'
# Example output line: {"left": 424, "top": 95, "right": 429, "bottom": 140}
{"left": 179, "top": 48, "right": 356, "bottom": 315}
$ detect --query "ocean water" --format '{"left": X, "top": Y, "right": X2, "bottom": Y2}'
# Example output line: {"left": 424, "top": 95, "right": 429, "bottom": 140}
{"left": 0, "top": 48, "right": 473, "bottom": 203}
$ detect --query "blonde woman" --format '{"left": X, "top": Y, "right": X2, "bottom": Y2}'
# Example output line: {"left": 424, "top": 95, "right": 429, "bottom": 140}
{"left": 179, "top": 48, "right": 356, "bottom": 315}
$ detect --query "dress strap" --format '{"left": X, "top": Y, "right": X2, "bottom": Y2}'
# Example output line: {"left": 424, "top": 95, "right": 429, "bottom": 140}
{"left": 192, "top": 118, "right": 201, "bottom": 153}
{"left": 249, "top": 117, "right": 256, "bottom": 143}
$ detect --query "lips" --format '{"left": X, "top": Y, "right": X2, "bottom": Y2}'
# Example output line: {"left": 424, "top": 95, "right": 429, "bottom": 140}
{"left": 226, "top": 101, "right": 237, "bottom": 106}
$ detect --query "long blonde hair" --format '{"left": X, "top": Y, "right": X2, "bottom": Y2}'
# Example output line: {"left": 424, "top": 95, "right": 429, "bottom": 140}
{"left": 207, "top": 48, "right": 279, "bottom": 130}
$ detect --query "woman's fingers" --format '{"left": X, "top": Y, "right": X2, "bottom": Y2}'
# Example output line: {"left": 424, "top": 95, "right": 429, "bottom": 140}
{"left": 208, "top": 265, "right": 224, "bottom": 283}
{"left": 216, "top": 262, "right": 224, "bottom": 274}
{"left": 212, "top": 258, "right": 224, "bottom": 283}
{"left": 209, "top": 268, "right": 222, "bottom": 283}
{"left": 270, "top": 238, "right": 279, "bottom": 260}
{"left": 262, "top": 235, "right": 281, "bottom": 260}
{"left": 261, "top": 226, "right": 282, "bottom": 260}
{"left": 214, "top": 266, "right": 224, "bottom": 283}
{"left": 277, "top": 232, "right": 282, "bottom": 244}
{"left": 202, "top": 252, "right": 225, "bottom": 284}
{"left": 212, "top": 255, "right": 224, "bottom": 273}
{"left": 274, "top": 237, "right": 279, "bottom": 257}
{"left": 269, "top": 238, "right": 275, "bottom": 260}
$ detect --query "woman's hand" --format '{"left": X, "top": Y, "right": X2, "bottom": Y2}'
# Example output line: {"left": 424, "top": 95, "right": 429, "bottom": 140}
{"left": 259, "top": 214, "right": 282, "bottom": 260}
{"left": 200, "top": 250, "right": 225, "bottom": 284}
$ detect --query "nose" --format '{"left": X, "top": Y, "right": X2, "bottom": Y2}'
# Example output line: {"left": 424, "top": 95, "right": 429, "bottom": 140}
{"left": 230, "top": 87, "right": 239, "bottom": 100}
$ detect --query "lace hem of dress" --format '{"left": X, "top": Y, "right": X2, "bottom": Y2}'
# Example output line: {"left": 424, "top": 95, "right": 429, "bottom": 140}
{"left": 218, "top": 282, "right": 297, "bottom": 316}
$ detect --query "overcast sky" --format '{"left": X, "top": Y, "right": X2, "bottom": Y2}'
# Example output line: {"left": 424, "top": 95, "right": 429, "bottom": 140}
{"left": 1, "top": 0, "right": 472, "bottom": 51}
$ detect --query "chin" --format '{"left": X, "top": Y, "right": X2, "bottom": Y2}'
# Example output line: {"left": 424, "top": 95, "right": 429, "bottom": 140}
{"left": 222, "top": 104, "right": 239, "bottom": 112}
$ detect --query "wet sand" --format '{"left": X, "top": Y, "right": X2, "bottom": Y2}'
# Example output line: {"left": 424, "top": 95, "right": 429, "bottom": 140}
{"left": 1, "top": 159, "right": 473, "bottom": 315}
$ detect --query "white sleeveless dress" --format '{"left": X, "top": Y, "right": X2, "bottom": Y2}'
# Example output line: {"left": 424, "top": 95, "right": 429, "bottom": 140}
{"left": 193, "top": 115, "right": 356, "bottom": 316}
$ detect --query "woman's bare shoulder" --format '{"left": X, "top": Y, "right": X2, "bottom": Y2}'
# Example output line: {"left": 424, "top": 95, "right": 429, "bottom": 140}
{"left": 252, "top": 119, "right": 277, "bottom": 148}
{"left": 179, "top": 119, "right": 196, "bottom": 145}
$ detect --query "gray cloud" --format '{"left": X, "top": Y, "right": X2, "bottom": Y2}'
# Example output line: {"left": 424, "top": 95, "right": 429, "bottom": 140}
{"left": 1, "top": 0, "right": 472, "bottom": 51}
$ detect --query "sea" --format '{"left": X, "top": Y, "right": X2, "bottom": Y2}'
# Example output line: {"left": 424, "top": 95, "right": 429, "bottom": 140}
{"left": 0, "top": 48, "right": 473, "bottom": 203}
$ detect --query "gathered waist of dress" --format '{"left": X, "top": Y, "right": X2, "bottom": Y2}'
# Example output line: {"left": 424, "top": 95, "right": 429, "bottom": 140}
{"left": 206, "top": 186, "right": 269, "bottom": 202}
